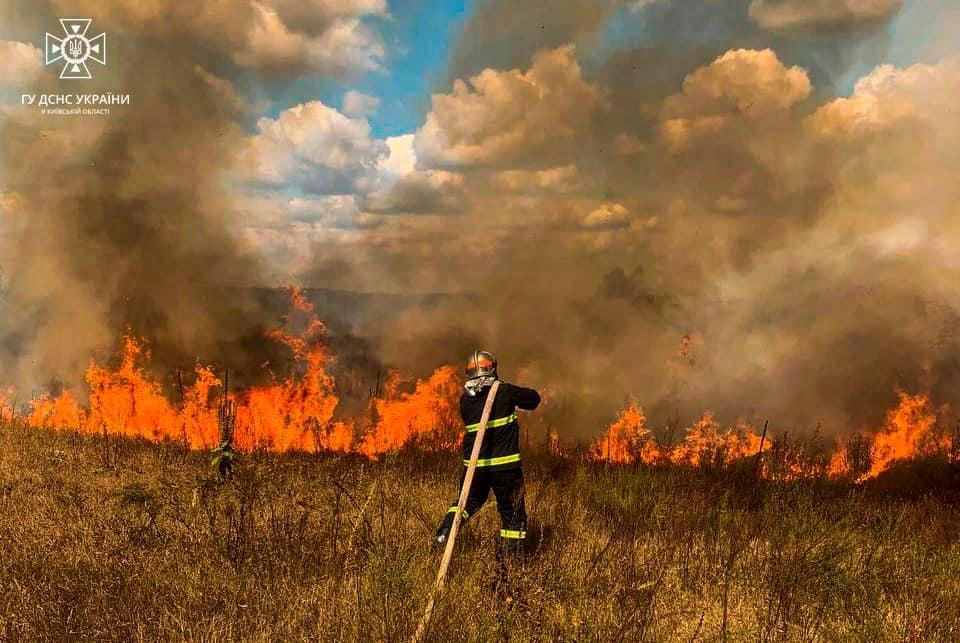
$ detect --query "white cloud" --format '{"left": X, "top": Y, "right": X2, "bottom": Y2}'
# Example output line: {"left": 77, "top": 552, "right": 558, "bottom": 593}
{"left": 660, "top": 49, "right": 811, "bottom": 150}
{"left": 805, "top": 57, "right": 960, "bottom": 214}
{"left": 807, "top": 58, "right": 960, "bottom": 141}
{"left": 242, "top": 100, "right": 388, "bottom": 194}
{"left": 267, "top": 0, "right": 388, "bottom": 26}
{"left": 238, "top": 191, "right": 384, "bottom": 229}
{"left": 240, "top": 104, "right": 467, "bottom": 216}
{"left": 664, "top": 48, "right": 812, "bottom": 118}
{"left": 287, "top": 195, "right": 360, "bottom": 224}
{"left": 379, "top": 134, "right": 417, "bottom": 176}
{"left": 358, "top": 134, "right": 468, "bottom": 214}
{"left": 624, "top": 0, "right": 666, "bottom": 11}
{"left": 415, "top": 46, "right": 602, "bottom": 170}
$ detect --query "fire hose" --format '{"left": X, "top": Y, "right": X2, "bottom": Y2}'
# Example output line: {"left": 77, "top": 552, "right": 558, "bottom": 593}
{"left": 412, "top": 380, "right": 501, "bottom": 642}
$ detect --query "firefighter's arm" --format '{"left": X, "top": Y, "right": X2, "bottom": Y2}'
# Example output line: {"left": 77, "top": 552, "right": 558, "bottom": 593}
{"left": 510, "top": 384, "right": 541, "bottom": 410}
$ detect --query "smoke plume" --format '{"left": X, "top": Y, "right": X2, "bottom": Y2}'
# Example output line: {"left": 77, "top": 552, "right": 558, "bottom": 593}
{"left": 0, "top": 0, "right": 384, "bottom": 391}
{"left": 311, "top": 0, "right": 960, "bottom": 436}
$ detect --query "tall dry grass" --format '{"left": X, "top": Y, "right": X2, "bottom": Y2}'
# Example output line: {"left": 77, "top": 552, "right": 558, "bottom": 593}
{"left": 0, "top": 420, "right": 958, "bottom": 641}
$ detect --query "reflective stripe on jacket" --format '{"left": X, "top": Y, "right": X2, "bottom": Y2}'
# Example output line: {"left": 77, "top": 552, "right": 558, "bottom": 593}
{"left": 460, "top": 382, "right": 539, "bottom": 471}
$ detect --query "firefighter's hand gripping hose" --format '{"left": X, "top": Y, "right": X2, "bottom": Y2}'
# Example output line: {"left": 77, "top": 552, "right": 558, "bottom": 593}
{"left": 412, "top": 380, "right": 501, "bottom": 642}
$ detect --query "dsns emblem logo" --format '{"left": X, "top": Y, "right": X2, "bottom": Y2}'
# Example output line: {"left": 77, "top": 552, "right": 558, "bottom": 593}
{"left": 45, "top": 18, "right": 106, "bottom": 80}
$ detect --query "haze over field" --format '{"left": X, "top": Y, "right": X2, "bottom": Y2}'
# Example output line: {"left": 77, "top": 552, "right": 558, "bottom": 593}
{"left": 1, "top": 0, "right": 959, "bottom": 437}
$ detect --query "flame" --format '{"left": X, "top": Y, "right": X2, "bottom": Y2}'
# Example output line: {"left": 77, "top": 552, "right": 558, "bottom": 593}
{"left": 357, "top": 366, "right": 462, "bottom": 456}
{"left": 20, "top": 287, "right": 462, "bottom": 457}
{"left": 668, "top": 413, "right": 764, "bottom": 467}
{"left": 28, "top": 390, "right": 86, "bottom": 430}
{"left": 233, "top": 287, "right": 347, "bottom": 452}
{"left": 85, "top": 336, "right": 182, "bottom": 441}
{"left": 590, "top": 403, "right": 764, "bottom": 467}
{"left": 590, "top": 391, "right": 956, "bottom": 479}
{"left": 830, "top": 391, "right": 950, "bottom": 481}
{"left": 588, "top": 398, "right": 660, "bottom": 464}
{"left": 26, "top": 338, "right": 226, "bottom": 447}
{"left": 12, "top": 288, "right": 959, "bottom": 477}
{"left": 178, "top": 365, "right": 220, "bottom": 449}
{"left": 863, "top": 391, "right": 944, "bottom": 478}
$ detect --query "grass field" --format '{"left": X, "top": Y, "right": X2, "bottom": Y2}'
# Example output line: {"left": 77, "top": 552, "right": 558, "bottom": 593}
{"left": 1, "top": 421, "right": 959, "bottom": 641}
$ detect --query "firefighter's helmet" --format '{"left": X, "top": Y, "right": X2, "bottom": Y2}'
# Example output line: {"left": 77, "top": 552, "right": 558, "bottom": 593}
{"left": 466, "top": 350, "right": 497, "bottom": 379}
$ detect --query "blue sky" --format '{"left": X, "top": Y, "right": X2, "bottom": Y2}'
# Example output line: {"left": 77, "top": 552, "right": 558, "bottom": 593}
{"left": 831, "top": 0, "right": 960, "bottom": 94}
{"left": 317, "top": 0, "right": 472, "bottom": 139}
{"left": 888, "top": 0, "right": 959, "bottom": 66}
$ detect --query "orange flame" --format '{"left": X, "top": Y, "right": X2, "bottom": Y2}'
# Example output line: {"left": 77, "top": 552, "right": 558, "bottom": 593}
{"left": 357, "top": 366, "right": 462, "bottom": 456}
{"left": 590, "top": 391, "right": 955, "bottom": 479}
{"left": 829, "top": 391, "right": 950, "bottom": 481}
{"left": 590, "top": 404, "right": 766, "bottom": 467}
{"left": 588, "top": 398, "right": 660, "bottom": 464}
{"left": 233, "top": 287, "right": 347, "bottom": 452}
{"left": 20, "top": 287, "right": 464, "bottom": 458}
{"left": 864, "top": 391, "right": 945, "bottom": 478}
{"left": 14, "top": 289, "right": 960, "bottom": 477}
{"left": 26, "top": 338, "right": 227, "bottom": 448}
{"left": 669, "top": 413, "right": 764, "bottom": 467}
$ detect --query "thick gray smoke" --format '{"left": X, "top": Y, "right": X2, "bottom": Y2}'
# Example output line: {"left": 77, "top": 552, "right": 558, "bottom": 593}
{"left": 315, "top": 0, "right": 960, "bottom": 436}
{"left": 0, "top": 0, "right": 356, "bottom": 392}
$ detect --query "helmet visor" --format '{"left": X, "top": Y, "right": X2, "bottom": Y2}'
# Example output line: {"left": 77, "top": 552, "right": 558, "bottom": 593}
{"left": 466, "top": 351, "right": 496, "bottom": 379}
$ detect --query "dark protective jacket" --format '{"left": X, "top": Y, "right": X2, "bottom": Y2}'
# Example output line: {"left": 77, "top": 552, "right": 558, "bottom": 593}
{"left": 460, "top": 382, "right": 540, "bottom": 471}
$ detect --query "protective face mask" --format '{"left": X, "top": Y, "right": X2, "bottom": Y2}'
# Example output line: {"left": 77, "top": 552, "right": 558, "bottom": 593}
{"left": 464, "top": 375, "right": 497, "bottom": 396}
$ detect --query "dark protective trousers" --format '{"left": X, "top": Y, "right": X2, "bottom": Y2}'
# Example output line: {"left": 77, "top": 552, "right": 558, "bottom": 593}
{"left": 438, "top": 467, "right": 527, "bottom": 551}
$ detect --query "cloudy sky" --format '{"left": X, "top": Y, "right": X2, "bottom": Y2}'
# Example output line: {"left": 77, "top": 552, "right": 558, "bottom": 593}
{"left": 1, "top": 0, "right": 959, "bottom": 432}
{"left": 0, "top": 0, "right": 954, "bottom": 287}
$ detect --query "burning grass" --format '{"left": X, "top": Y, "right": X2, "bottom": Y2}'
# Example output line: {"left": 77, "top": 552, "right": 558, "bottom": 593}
{"left": 16, "top": 287, "right": 463, "bottom": 458}
{"left": 12, "top": 288, "right": 960, "bottom": 482}
{"left": 589, "top": 392, "right": 960, "bottom": 482}
{"left": 0, "top": 420, "right": 958, "bottom": 640}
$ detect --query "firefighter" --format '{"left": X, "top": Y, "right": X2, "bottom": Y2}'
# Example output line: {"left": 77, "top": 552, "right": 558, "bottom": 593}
{"left": 435, "top": 350, "right": 540, "bottom": 556}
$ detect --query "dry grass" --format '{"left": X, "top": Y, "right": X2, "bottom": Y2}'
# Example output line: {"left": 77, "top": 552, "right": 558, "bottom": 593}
{"left": 1, "top": 421, "right": 959, "bottom": 641}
